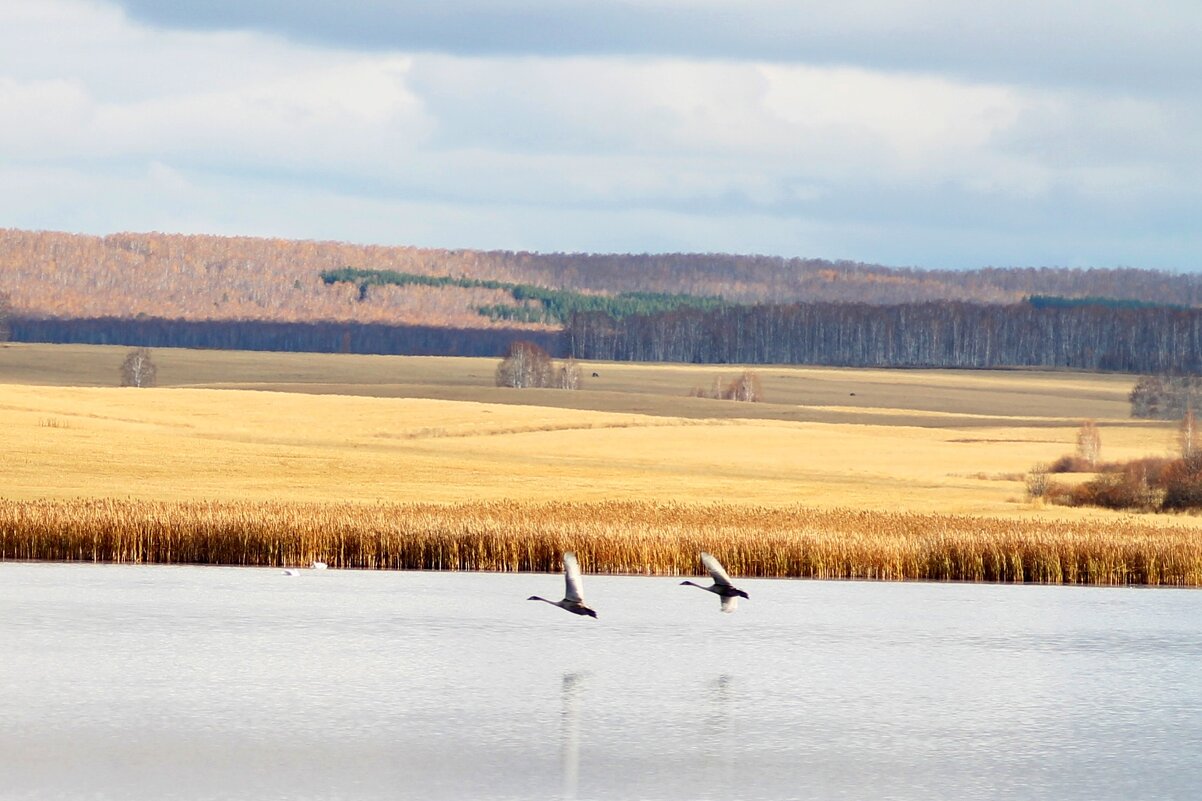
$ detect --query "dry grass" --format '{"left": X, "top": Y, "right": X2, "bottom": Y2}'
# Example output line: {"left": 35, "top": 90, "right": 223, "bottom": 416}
{"left": 0, "top": 376, "right": 1174, "bottom": 518}
{"left": 0, "top": 342, "right": 1141, "bottom": 425}
{"left": 2, "top": 498, "right": 1200, "bottom": 585}
{"left": 1, "top": 343, "right": 1198, "bottom": 583}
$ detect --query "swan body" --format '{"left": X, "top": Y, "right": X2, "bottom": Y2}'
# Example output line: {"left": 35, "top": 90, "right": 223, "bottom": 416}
{"left": 281, "top": 568, "right": 301, "bottom": 577}
{"left": 681, "top": 552, "right": 749, "bottom": 613}
{"left": 528, "top": 552, "right": 598, "bottom": 618}
{"left": 310, "top": 561, "right": 328, "bottom": 570}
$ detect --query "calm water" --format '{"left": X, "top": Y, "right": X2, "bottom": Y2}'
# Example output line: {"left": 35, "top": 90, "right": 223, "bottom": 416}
{"left": 3, "top": 563, "right": 1202, "bottom": 801}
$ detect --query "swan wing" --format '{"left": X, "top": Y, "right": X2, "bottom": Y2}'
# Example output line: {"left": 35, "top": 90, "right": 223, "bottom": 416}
{"left": 563, "top": 552, "right": 585, "bottom": 603}
{"left": 720, "top": 595, "right": 739, "bottom": 613}
{"left": 701, "top": 552, "right": 734, "bottom": 587}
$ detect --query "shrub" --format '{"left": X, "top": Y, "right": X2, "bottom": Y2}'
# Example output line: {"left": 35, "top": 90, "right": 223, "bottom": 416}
{"left": 1048, "top": 455, "right": 1094, "bottom": 473}
{"left": 1161, "top": 461, "right": 1202, "bottom": 511}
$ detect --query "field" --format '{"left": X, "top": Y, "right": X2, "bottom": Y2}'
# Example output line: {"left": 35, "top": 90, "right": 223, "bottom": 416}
{"left": 2, "top": 342, "right": 1200, "bottom": 583}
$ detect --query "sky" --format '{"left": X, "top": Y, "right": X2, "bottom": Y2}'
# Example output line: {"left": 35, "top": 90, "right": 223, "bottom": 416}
{"left": 2, "top": 0, "right": 1200, "bottom": 270}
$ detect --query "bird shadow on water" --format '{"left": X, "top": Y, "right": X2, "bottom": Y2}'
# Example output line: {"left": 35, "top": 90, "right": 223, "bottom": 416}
{"left": 561, "top": 671, "right": 588, "bottom": 801}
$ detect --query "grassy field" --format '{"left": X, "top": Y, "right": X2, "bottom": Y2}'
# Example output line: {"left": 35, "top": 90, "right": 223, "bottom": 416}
{"left": 1, "top": 342, "right": 1198, "bottom": 582}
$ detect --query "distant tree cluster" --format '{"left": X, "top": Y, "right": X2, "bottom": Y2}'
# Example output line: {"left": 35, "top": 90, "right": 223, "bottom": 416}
{"left": 1031, "top": 414, "right": 1202, "bottom": 512}
{"left": 567, "top": 301, "right": 1202, "bottom": 372}
{"left": 495, "top": 341, "right": 580, "bottom": 389}
{"left": 322, "top": 267, "right": 725, "bottom": 325}
{"left": 689, "top": 371, "right": 764, "bottom": 402}
{"left": 1129, "top": 375, "right": 1202, "bottom": 419}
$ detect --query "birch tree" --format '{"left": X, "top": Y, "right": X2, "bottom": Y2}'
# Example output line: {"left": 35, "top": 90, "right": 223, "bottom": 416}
{"left": 1076, "top": 420, "right": 1101, "bottom": 469}
{"left": 120, "top": 348, "right": 157, "bottom": 388}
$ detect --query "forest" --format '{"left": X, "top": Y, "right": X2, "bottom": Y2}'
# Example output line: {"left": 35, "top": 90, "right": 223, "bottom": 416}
{"left": 320, "top": 267, "right": 725, "bottom": 324}
{"left": 3, "top": 228, "right": 1202, "bottom": 371}
{"left": 5, "top": 228, "right": 1202, "bottom": 326}
{"left": 564, "top": 301, "right": 1202, "bottom": 372}
{"left": 9, "top": 317, "right": 563, "bottom": 358}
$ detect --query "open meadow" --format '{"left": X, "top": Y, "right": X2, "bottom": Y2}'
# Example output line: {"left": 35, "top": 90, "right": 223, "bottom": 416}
{"left": 2, "top": 342, "right": 1200, "bottom": 583}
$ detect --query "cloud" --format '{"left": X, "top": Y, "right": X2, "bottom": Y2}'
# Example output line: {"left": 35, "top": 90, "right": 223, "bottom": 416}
{"left": 113, "top": 0, "right": 1202, "bottom": 95}
{"left": 1, "top": 0, "right": 1201, "bottom": 271}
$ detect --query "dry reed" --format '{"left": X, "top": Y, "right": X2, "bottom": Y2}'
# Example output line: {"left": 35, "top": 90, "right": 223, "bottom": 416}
{"left": 2, "top": 499, "right": 1202, "bottom": 586}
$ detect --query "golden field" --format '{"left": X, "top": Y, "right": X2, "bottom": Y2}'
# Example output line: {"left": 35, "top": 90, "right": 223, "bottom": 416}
{"left": 1, "top": 342, "right": 1199, "bottom": 582}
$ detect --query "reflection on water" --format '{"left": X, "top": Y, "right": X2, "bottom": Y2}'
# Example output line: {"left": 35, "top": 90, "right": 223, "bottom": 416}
{"left": 560, "top": 672, "right": 586, "bottom": 801}
{"left": 703, "top": 674, "right": 736, "bottom": 792}
{"left": 3, "top": 564, "right": 1202, "bottom": 800}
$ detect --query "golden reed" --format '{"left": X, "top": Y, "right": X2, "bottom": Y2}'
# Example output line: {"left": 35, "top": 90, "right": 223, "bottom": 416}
{"left": 2, "top": 498, "right": 1201, "bottom": 585}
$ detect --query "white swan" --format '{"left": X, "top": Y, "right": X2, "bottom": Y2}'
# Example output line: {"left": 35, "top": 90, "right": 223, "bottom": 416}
{"left": 310, "top": 561, "right": 328, "bottom": 570}
{"left": 681, "top": 552, "right": 749, "bottom": 613}
{"left": 528, "top": 552, "right": 598, "bottom": 618}
{"left": 281, "top": 568, "right": 301, "bottom": 577}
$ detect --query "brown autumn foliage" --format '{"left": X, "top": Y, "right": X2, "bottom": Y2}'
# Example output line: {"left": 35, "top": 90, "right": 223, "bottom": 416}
{"left": 1040, "top": 454, "right": 1202, "bottom": 513}
{"left": 6, "top": 228, "right": 1202, "bottom": 331}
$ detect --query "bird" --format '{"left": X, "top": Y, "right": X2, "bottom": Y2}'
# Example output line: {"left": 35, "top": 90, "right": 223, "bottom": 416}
{"left": 528, "top": 552, "right": 598, "bottom": 618}
{"left": 281, "top": 568, "right": 301, "bottom": 577}
{"left": 681, "top": 552, "right": 749, "bottom": 613}
{"left": 310, "top": 560, "right": 328, "bottom": 570}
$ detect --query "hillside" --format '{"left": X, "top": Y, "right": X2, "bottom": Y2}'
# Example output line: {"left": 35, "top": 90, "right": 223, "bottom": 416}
{"left": 3, "top": 228, "right": 1202, "bottom": 329}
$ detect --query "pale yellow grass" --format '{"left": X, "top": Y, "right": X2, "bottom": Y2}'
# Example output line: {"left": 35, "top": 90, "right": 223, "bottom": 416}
{"left": 0, "top": 351, "right": 1181, "bottom": 523}
{"left": 4, "top": 343, "right": 1201, "bottom": 581}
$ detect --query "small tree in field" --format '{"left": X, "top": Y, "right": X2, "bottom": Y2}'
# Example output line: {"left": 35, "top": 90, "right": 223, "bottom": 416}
{"left": 1025, "top": 462, "right": 1051, "bottom": 501}
{"left": 1180, "top": 410, "right": 1200, "bottom": 468}
{"left": 1076, "top": 420, "right": 1101, "bottom": 469}
{"left": 120, "top": 347, "right": 157, "bottom": 388}
{"left": 726, "top": 370, "right": 763, "bottom": 402}
{"left": 557, "top": 358, "right": 582, "bottom": 390}
{"left": 495, "top": 340, "right": 554, "bottom": 388}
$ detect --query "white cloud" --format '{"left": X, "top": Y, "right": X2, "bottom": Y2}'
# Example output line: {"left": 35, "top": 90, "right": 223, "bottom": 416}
{"left": 1, "top": 0, "right": 1200, "bottom": 270}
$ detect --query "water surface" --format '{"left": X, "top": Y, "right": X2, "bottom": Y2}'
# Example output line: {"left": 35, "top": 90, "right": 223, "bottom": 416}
{"left": 3, "top": 563, "right": 1201, "bottom": 800}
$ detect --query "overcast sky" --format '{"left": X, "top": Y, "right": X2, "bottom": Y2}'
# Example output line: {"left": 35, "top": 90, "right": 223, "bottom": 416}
{"left": 2, "top": 0, "right": 1200, "bottom": 270}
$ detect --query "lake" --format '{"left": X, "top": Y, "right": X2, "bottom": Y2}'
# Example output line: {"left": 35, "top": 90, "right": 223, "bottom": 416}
{"left": 2, "top": 562, "right": 1201, "bottom": 800}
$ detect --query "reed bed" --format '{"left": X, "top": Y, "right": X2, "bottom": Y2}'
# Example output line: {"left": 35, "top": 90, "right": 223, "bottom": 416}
{"left": 3, "top": 498, "right": 1202, "bottom": 586}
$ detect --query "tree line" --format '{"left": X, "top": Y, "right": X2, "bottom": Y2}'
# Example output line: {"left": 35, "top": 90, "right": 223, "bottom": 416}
{"left": 565, "top": 301, "right": 1202, "bottom": 372}
{"left": 12, "top": 300, "right": 1202, "bottom": 375}
{"left": 322, "top": 267, "right": 725, "bottom": 324}
{"left": 7, "top": 316, "right": 565, "bottom": 358}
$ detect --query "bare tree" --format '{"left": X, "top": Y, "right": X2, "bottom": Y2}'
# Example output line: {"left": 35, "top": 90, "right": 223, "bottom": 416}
{"left": 726, "top": 370, "right": 763, "bottom": 402}
{"left": 1076, "top": 420, "right": 1101, "bottom": 469}
{"left": 0, "top": 291, "right": 10, "bottom": 344}
{"left": 1026, "top": 462, "right": 1051, "bottom": 500}
{"left": 557, "top": 358, "right": 582, "bottom": 390}
{"left": 120, "top": 347, "right": 157, "bottom": 388}
{"left": 495, "top": 340, "right": 554, "bottom": 388}
{"left": 1180, "top": 410, "right": 1200, "bottom": 467}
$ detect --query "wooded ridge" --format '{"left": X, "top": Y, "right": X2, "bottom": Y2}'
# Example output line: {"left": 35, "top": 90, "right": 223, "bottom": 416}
{"left": 2, "top": 228, "right": 1201, "bottom": 370}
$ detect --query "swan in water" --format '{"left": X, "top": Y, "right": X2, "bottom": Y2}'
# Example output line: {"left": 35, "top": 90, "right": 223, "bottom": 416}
{"left": 310, "top": 561, "right": 328, "bottom": 570}
{"left": 281, "top": 568, "right": 301, "bottom": 577}
{"left": 681, "top": 552, "right": 749, "bottom": 613}
{"left": 528, "top": 552, "right": 598, "bottom": 618}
